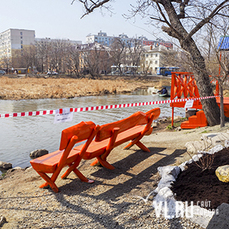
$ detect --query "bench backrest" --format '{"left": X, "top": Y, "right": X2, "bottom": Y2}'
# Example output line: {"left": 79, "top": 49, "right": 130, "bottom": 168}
{"left": 59, "top": 121, "right": 96, "bottom": 151}
{"left": 145, "top": 107, "right": 160, "bottom": 120}
{"left": 95, "top": 111, "right": 148, "bottom": 141}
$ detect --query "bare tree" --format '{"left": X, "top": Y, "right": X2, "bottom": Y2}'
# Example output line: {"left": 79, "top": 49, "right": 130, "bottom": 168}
{"left": 197, "top": 9, "right": 229, "bottom": 128}
{"left": 126, "top": 38, "right": 145, "bottom": 74}
{"left": 1, "top": 56, "right": 12, "bottom": 74}
{"left": 73, "top": 0, "right": 229, "bottom": 126}
{"left": 110, "top": 38, "right": 126, "bottom": 74}
{"left": 81, "top": 43, "right": 111, "bottom": 78}
{"left": 66, "top": 45, "right": 81, "bottom": 76}
{"left": 35, "top": 39, "right": 53, "bottom": 73}
{"left": 22, "top": 45, "right": 37, "bottom": 74}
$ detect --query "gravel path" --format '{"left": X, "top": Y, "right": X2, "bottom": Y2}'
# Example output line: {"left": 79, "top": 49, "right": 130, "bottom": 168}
{"left": 2, "top": 123, "right": 228, "bottom": 228}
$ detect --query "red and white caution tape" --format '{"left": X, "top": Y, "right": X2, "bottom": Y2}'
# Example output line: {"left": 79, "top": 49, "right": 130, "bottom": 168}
{"left": 0, "top": 96, "right": 217, "bottom": 118}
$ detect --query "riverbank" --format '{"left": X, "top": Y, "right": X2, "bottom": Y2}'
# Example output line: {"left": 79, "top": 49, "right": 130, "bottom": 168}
{"left": 0, "top": 120, "right": 205, "bottom": 229}
{"left": 3, "top": 119, "right": 229, "bottom": 228}
{"left": 0, "top": 75, "right": 171, "bottom": 100}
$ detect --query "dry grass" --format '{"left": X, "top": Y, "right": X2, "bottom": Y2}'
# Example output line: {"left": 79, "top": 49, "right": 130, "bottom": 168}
{"left": 0, "top": 76, "right": 170, "bottom": 100}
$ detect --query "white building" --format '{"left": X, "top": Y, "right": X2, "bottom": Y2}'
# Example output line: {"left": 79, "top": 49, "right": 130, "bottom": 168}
{"left": 86, "top": 31, "right": 115, "bottom": 46}
{"left": 142, "top": 44, "right": 171, "bottom": 74}
{"left": 0, "top": 28, "right": 35, "bottom": 60}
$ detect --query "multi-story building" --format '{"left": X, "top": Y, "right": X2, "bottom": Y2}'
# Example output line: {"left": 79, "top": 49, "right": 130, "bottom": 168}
{"left": 0, "top": 29, "right": 82, "bottom": 71}
{"left": 35, "top": 37, "right": 82, "bottom": 46}
{"left": 0, "top": 28, "right": 35, "bottom": 69}
{"left": 86, "top": 31, "right": 143, "bottom": 47}
{"left": 86, "top": 31, "right": 173, "bottom": 49}
{"left": 141, "top": 44, "right": 173, "bottom": 74}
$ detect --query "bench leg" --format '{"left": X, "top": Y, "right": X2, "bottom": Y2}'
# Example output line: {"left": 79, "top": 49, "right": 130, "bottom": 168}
{"left": 123, "top": 140, "right": 150, "bottom": 152}
{"left": 61, "top": 158, "right": 81, "bottom": 179}
{"left": 61, "top": 161, "right": 94, "bottom": 184}
{"left": 90, "top": 159, "right": 100, "bottom": 166}
{"left": 97, "top": 157, "right": 115, "bottom": 170}
{"left": 38, "top": 172, "right": 59, "bottom": 193}
{"left": 136, "top": 141, "right": 150, "bottom": 152}
{"left": 90, "top": 157, "right": 115, "bottom": 170}
{"left": 73, "top": 168, "right": 94, "bottom": 183}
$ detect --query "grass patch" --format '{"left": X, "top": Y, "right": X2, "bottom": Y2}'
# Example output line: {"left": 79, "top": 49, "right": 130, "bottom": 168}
{"left": 201, "top": 130, "right": 210, "bottom": 134}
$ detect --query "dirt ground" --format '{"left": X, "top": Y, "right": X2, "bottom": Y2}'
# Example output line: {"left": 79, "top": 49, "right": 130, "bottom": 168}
{"left": 172, "top": 148, "right": 229, "bottom": 209}
{"left": 1, "top": 119, "right": 229, "bottom": 228}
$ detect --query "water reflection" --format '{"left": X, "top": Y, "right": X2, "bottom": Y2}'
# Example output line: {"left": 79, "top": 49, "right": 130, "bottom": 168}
{"left": 0, "top": 91, "right": 185, "bottom": 173}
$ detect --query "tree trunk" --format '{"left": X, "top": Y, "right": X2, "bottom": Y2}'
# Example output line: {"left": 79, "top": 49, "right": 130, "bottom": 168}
{"left": 161, "top": 0, "right": 220, "bottom": 126}
{"left": 181, "top": 38, "right": 220, "bottom": 126}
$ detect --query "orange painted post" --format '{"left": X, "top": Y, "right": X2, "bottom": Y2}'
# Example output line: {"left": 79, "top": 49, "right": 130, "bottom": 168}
{"left": 170, "top": 72, "right": 176, "bottom": 127}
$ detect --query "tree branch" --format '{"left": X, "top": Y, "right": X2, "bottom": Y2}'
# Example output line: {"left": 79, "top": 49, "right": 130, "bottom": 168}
{"left": 74, "top": 0, "right": 111, "bottom": 18}
{"left": 156, "top": 1, "right": 185, "bottom": 40}
{"left": 185, "top": 0, "right": 229, "bottom": 40}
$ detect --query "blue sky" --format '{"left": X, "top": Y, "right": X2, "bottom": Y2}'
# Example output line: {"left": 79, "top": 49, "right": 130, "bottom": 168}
{"left": 0, "top": 0, "right": 167, "bottom": 43}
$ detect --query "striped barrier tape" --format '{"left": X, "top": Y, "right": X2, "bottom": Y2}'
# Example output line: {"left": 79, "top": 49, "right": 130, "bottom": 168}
{"left": 0, "top": 96, "right": 217, "bottom": 118}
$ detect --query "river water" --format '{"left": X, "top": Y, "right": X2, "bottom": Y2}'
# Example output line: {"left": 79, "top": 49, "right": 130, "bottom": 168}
{"left": 0, "top": 89, "right": 185, "bottom": 174}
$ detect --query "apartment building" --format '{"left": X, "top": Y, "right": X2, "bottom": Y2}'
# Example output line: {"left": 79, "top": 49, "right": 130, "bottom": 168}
{"left": 0, "top": 28, "right": 35, "bottom": 69}
{"left": 86, "top": 31, "right": 144, "bottom": 47}
{"left": 35, "top": 37, "right": 82, "bottom": 46}
{"left": 141, "top": 44, "right": 171, "bottom": 74}
{"left": 86, "top": 31, "right": 173, "bottom": 49}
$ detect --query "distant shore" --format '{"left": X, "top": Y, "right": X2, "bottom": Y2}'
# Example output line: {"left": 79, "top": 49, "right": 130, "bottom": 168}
{"left": 0, "top": 74, "right": 171, "bottom": 100}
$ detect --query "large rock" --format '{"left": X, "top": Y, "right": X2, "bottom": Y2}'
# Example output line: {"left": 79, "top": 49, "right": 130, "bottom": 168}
{"left": 185, "top": 141, "right": 208, "bottom": 154}
{"left": 207, "top": 203, "right": 229, "bottom": 229}
{"left": 0, "top": 161, "right": 12, "bottom": 170}
{"left": 0, "top": 216, "right": 6, "bottom": 227}
{"left": 215, "top": 165, "right": 229, "bottom": 183}
{"left": 30, "top": 149, "right": 49, "bottom": 159}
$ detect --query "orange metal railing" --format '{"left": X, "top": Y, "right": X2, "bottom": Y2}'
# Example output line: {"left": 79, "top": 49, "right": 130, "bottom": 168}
{"left": 170, "top": 72, "right": 219, "bottom": 126}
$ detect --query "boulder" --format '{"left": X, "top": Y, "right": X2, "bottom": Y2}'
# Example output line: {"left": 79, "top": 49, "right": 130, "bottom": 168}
{"left": 185, "top": 141, "right": 208, "bottom": 154}
{"left": 215, "top": 165, "right": 229, "bottom": 183}
{"left": 152, "top": 122, "right": 158, "bottom": 128}
{"left": 30, "top": 149, "right": 49, "bottom": 159}
{"left": 207, "top": 203, "right": 229, "bottom": 229}
{"left": 0, "top": 161, "right": 12, "bottom": 170}
{"left": 0, "top": 216, "right": 6, "bottom": 227}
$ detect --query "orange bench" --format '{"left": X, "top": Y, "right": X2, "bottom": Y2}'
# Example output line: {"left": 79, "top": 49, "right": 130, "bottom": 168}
{"left": 30, "top": 108, "right": 160, "bottom": 192}
{"left": 30, "top": 121, "right": 99, "bottom": 193}
{"left": 66, "top": 108, "right": 161, "bottom": 172}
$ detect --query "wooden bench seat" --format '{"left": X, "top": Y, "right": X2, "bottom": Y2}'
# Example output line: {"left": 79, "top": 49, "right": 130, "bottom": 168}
{"left": 30, "top": 148, "right": 81, "bottom": 173}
